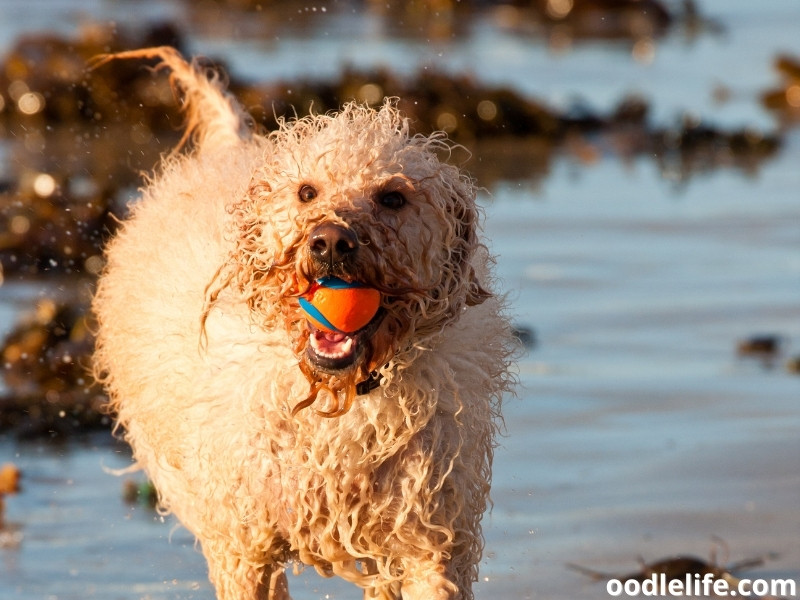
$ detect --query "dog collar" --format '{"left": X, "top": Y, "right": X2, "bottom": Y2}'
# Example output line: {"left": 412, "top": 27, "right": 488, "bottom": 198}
{"left": 356, "top": 372, "right": 381, "bottom": 395}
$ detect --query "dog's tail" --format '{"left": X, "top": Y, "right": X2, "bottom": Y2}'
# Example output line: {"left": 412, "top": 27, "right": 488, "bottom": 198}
{"left": 90, "top": 46, "right": 252, "bottom": 153}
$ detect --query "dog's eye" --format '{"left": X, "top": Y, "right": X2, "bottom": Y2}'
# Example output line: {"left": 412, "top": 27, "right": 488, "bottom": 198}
{"left": 298, "top": 185, "right": 317, "bottom": 203}
{"left": 379, "top": 191, "right": 406, "bottom": 210}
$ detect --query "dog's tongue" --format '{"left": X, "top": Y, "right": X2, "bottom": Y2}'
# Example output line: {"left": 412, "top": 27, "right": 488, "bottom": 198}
{"left": 309, "top": 329, "right": 354, "bottom": 359}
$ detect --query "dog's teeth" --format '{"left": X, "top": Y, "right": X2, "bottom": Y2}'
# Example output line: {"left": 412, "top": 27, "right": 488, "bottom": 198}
{"left": 310, "top": 331, "right": 355, "bottom": 359}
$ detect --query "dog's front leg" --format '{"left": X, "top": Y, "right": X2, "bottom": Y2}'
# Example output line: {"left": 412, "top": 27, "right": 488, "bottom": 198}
{"left": 361, "top": 560, "right": 402, "bottom": 599}
{"left": 362, "top": 582, "right": 402, "bottom": 600}
{"left": 204, "top": 540, "right": 291, "bottom": 600}
{"left": 257, "top": 566, "right": 291, "bottom": 600}
{"left": 399, "top": 565, "right": 459, "bottom": 600}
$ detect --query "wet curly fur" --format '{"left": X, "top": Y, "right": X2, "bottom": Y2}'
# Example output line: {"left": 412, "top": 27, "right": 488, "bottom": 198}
{"left": 92, "top": 47, "right": 515, "bottom": 600}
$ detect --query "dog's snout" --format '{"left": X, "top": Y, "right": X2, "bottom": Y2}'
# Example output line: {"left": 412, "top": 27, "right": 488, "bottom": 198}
{"left": 309, "top": 223, "right": 358, "bottom": 264}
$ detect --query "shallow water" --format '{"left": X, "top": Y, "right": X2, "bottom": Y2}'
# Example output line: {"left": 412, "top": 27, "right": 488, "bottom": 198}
{"left": 2, "top": 1, "right": 800, "bottom": 598}
{"left": 480, "top": 149, "right": 800, "bottom": 599}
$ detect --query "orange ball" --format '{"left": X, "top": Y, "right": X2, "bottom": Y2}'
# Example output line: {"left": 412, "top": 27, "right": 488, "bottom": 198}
{"left": 299, "top": 277, "right": 381, "bottom": 334}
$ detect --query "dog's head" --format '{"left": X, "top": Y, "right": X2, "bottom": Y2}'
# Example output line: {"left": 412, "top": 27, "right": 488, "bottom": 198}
{"left": 215, "top": 101, "right": 489, "bottom": 414}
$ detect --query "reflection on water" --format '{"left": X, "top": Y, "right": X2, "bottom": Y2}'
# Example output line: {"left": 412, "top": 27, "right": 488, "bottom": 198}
{"left": 1, "top": 0, "right": 799, "bottom": 598}
{"left": 0, "top": 435, "right": 212, "bottom": 599}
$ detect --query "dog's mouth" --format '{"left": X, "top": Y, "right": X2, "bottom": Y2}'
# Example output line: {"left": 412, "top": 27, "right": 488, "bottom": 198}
{"left": 304, "top": 309, "right": 384, "bottom": 373}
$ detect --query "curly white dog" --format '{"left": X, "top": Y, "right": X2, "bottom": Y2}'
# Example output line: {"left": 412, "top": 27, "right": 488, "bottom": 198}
{"left": 92, "top": 47, "right": 515, "bottom": 600}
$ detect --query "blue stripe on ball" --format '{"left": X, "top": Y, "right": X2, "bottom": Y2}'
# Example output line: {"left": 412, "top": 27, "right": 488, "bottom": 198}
{"left": 316, "top": 276, "right": 366, "bottom": 289}
{"left": 298, "top": 296, "right": 344, "bottom": 333}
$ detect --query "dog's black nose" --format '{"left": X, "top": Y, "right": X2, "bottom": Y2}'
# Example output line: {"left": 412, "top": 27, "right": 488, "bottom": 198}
{"left": 309, "top": 223, "right": 358, "bottom": 265}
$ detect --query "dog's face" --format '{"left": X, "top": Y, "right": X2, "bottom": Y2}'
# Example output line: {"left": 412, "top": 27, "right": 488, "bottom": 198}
{"left": 220, "top": 103, "right": 488, "bottom": 414}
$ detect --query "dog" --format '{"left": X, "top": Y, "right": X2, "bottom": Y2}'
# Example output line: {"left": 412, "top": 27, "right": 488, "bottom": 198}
{"left": 92, "top": 47, "right": 515, "bottom": 600}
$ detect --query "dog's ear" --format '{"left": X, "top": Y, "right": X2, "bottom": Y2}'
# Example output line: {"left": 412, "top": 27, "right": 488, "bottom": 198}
{"left": 456, "top": 229, "right": 491, "bottom": 308}
{"left": 465, "top": 267, "right": 491, "bottom": 306}
{"left": 447, "top": 171, "right": 492, "bottom": 307}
